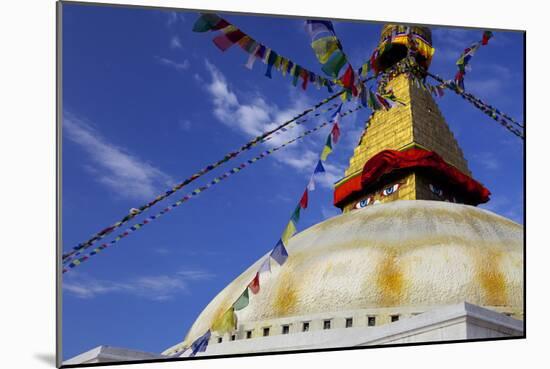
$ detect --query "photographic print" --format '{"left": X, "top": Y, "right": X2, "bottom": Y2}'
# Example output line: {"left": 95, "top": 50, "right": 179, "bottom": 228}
{"left": 58, "top": 1, "right": 525, "bottom": 366}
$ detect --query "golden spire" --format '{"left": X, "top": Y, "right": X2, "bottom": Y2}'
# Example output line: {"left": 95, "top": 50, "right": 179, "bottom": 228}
{"left": 333, "top": 24, "right": 488, "bottom": 213}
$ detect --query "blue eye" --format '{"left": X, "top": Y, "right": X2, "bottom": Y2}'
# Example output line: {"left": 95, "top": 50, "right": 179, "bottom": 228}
{"left": 355, "top": 197, "right": 372, "bottom": 209}
{"left": 382, "top": 184, "right": 400, "bottom": 196}
{"left": 429, "top": 184, "right": 443, "bottom": 197}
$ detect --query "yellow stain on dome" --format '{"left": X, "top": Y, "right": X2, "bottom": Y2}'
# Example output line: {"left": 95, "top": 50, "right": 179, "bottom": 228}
{"left": 273, "top": 269, "right": 299, "bottom": 316}
{"left": 477, "top": 249, "right": 507, "bottom": 306}
{"left": 376, "top": 250, "right": 406, "bottom": 306}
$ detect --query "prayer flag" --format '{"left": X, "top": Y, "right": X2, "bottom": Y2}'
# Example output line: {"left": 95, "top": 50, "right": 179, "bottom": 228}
{"left": 270, "top": 239, "right": 289, "bottom": 265}
{"left": 307, "top": 176, "right": 316, "bottom": 191}
{"left": 259, "top": 258, "right": 271, "bottom": 273}
{"left": 299, "top": 189, "right": 308, "bottom": 209}
{"left": 291, "top": 205, "right": 301, "bottom": 224}
{"left": 213, "top": 29, "right": 246, "bottom": 51}
{"left": 233, "top": 288, "right": 250, "bottom": 311}
{"left": 281, "top": 220, "right": 297, "bottom": 245}
{"left": 482, "top": 31, "right": 493, "bottom": 45}
{"left": 314, "top": 160, "right": 325, "bottom": 174}
{"left": 192, "top": 14, "right": 227, "bottom": 32}
{"left": 311, "top": 36, "right": 340, "bottom": 64}
{"left": 321, "top": 50, "right": 347, "bottom": 78}
{"left": 245, "top": 45, "right": 261, "bottom": 69}
{"left": 300, "top": 69, "right": 309, "bottom": 90}
{"left": 321, "top": 135, "right": 333, "bottom": 161}
{"left": 248, "top": 272, "right": 260, "bottom": 294}
{"left": 211, "top": 308, "right": 236, "bottom": 334}
{"left": 331, "top": 123, "right": 341, "bottom": 143}
{"left": 265, "top": 50, "right": 278, "bottom": 78}
{"left": 189, "top": 330, "right": 211, "bottom": 357}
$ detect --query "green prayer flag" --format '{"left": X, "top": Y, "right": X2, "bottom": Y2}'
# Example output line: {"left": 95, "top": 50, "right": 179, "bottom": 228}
{"left": 192, "top": 14, "right": 221, "bottom": 32}
{"left": 233, "top": 288, "right": 249, "bottom": 311}
{"left": 321, "top": 51, "right": 347, "bottom": 78}
{"left": 291, "top": 205, "right": 301, "bottom": 224}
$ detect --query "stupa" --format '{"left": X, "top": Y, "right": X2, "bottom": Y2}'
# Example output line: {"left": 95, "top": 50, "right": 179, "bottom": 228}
{"left": 162, "top": 24, "right": 524, "bottom": 358}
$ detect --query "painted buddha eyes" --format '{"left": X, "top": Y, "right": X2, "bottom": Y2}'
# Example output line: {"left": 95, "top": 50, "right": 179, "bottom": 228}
{"left": 382, "top": 183, "right": 401, "bottom": 196}
{"left": 355, "top": 197, "right": 373, "bottom": 209}
{"left": 429, "top": 184, "right": 444, "bottom": 197}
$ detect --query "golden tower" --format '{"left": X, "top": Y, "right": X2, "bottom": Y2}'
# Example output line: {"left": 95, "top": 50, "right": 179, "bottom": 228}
{"left": 334, "top": 24, "right": 490, "bottom": 213}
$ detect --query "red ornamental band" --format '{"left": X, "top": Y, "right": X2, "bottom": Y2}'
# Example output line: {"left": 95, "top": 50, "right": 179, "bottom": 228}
{"left": 333, "top": 148, "right": 491, "bottom": 208}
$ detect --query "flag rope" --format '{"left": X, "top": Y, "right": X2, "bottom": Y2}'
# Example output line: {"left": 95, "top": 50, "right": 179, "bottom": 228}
{"left": 61, "top": 78, "right": 372, "bottom": 263}
{"left": 63, "top": 105, "right": 365, "bottom": 272}
{"left": 422, "top": 69, "right": 524, "bottom": 139}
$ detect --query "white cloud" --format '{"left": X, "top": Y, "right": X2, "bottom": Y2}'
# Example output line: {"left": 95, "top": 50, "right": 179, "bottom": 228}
{"left": 472, "top": 152, "right": 500, "bottom": 171}
{"left": 63, "top": 113, "right": 174, "bottom": 200}
{"left": 320, "top": 205, "right": 339, "bottom": 220}
{"left": 170, "top": 35, "right": 182, "bottom": 49}
{"left": 202, "top": 60, "right": 343, "bottom": 179}
{"left": 178, "top": 119, "right": 192, "bottom": 131}
{"left": 166, "top": 11, "right": 185, "bottom": 27}
{"left": 156, "top": 56, "right": 190, "bottom": 72}
{"left": 64, "top": 268, "right": 214, "bottom": 301}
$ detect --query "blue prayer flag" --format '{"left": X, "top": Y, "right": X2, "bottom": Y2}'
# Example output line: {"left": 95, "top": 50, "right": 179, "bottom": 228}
{"left": 270, "top": 239, "right": 289, "bottom": 265}
{"left": 190, "top": 330, "right": 211, "bottom": 357}
{"left": 314, "top": 160, "right": 325, "bottom": 174}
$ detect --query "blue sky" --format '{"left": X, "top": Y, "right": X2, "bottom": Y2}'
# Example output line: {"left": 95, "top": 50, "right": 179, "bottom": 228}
{"left": 61, "top": 3, "right": 524, "bottom": 360}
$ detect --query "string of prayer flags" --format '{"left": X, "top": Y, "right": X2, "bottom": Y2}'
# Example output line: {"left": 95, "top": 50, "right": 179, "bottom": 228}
{"left": 233, "top": 288, "right": 250, "bottom": 311}
{"left": 454, "top": 31, "right": 494, "bottom": 90}
{"left": 193, "top": 13, "right": 336, "bottom": 93}
{"left": 189, "top": 330, "right": 211, "bottom": 357}
{"left": 62, "top": 94, "right": 348, "bottom": 264}
{"left": 248, "top": 272, "right": 260, "bottom": 294}
{"left": 422, "top": 69, "right": 523, "bottom": 139}
{"left": 211, "top": 308, "right": 236, "bottom": 335}
{"left": 63, "top": 105, "right": 366, "bottom": 273}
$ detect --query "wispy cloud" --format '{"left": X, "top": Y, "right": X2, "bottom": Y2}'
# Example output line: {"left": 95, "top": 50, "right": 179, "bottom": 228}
{"left": 472, "top": 152, "right": 500, "bottom": 171}
{"left": 480, "top": 194, "right": 523, "bottom": 224}
{"left": 166, "top": 11, "right": 185, "bottom": 27}
{"left": 170, "top": 35, "right": 182, "bottom": 49}
{"left": 156, "top": 56, "right": 190, "bottom": 72}
{"left": 64, "top": 268, "right": 214, "bottom": 301}
{"left": 201, "top": 60, "right": 340, "bottom": 183}
{"left": 320, "top": 205, "right": 339, "bottom": 220}
{"left": 64, "top": 113, "right": 174, "bottom": 200}
{"left": 178, "top": 119, "right": 192, "bottom": 131}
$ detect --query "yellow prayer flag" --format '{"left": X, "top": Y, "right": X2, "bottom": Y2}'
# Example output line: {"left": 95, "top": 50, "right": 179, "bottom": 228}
{"left": 211, "top": 307, "right": 236, "bottom": 335}
{"left": 281, "top": 220, "right": 297, "bottom": 245}
{"left": 311, "top": 36, "right": 339, "bottom": 64}
{"left": 320, "top": 145, "right": 332, "bottom": 161}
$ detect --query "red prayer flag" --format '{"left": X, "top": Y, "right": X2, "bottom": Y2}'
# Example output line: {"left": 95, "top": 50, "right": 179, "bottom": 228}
{"left": 248, "top": 272, "right": 260, "bottom": 294}
{"left": 300, "top": 69, "right": 309, "bottom": 90}
{"left": 213, "top": 30, "right": 245, "bottom": 51}
{"left": 331, "top": 123, "right": 341, "bottom": 143}
{"left": 299, "top": 189, "right": 309, "bottom": 209}
{"left": 340, "top": 64, "right": 354, "bottom": 89}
